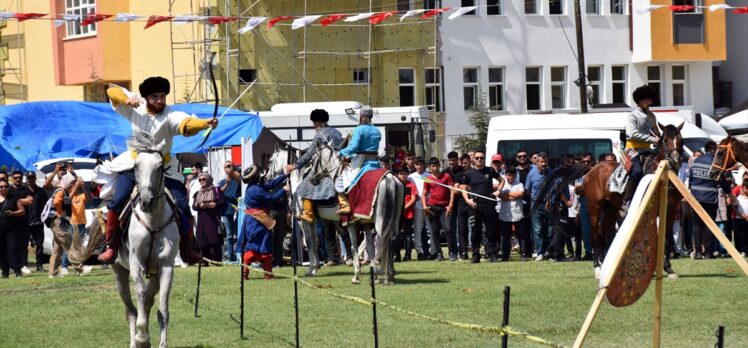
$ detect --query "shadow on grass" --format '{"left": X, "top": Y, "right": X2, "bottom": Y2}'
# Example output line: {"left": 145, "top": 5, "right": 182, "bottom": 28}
{"left": 246, "top": 326, "right": 294, "bottom": 346}
{"left": 315, "top": 269, "right": 436, "bottom": 277}
{"left": 675, "top": 273, "right": 738, "bottom": 279}
{"left": 389, "top": 277, "right": 450, "bottom": 285}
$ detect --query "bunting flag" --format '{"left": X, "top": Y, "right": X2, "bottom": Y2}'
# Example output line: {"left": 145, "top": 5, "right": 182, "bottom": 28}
{"left": 292, "top": 15, "right": 321, "bottom": 30}
{"left": 144, "top": 15, "right": 174, "bottom": 30}
{"left": 669, "top": 5, "right": 695, "bottom": 12}
{"left": 14, "top": 13, "right": 47, "bottom": 22}
{"left": 172, "top": 15, "right": 208, "bottom": 25}
{"left": 114, "top": 13, "right": 144, "bottom": 22}
{"left": 344, "top": 12, "right": 374, "bottom": 22}
{"left": 448, "top": 6, "right": 477, "bottom": 20}
{"left": 267, "top": 16, "right": 294, "bottom": 28}
{"left": 207, "top": 16, "right": 239, "bottom": 25}
{"left": 238, "top": 17, "right": 266, "bottom": 34}
{"left": 636, "top": 5, "right": 665, "bottom": 14}
{"left": 400, "top": 9, "right": 427, "bottom": 22}
{"left": 708, "top": 4, "right": 733, "bottom": 12}
{"left": 54, "top": 14, "right": 81, "bottom": 28}
{"left": 0, "top": 12, "right": 15, "bottom": 20}
{"left": 320, "top": 14, "right": 346, "bottom": 26}
{"left": 421, "top": 7, "right": 452, "bottom": 19}
{"left": 81, "top": 13, "right": 112, "bottom": 26}
{"left": 369, "top": 11, "right": 396, "bottom": 25}
{"left": 734, "top": 6, "right": 748, "bottom": 14}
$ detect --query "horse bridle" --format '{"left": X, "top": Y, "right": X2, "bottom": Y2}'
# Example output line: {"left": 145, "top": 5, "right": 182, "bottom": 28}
{"left": 132, "top": 149, "right": 174, "bottom": 234}
{"left": 711, "top": 141, "right": 737, "bottom": 173}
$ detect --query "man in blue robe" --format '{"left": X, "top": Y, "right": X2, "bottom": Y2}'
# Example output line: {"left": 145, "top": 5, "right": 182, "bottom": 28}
{"left": 337, "top": 106, "right": 382, "bottom": 214}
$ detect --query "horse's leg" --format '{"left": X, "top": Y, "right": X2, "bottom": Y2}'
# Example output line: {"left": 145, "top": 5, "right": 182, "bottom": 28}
{"left": 362, "top": 225, "right": 382, "bottom": 283}
{"left": 588, "top": 203, "right": 603, "bottom": 279}
{"left": 157, "top": 265, "right": 174, "bottom": 348}
{"left": 131, "top": 259, "right": 152, "bottom": 348}
{"left": 599, "top": 205, "right": 620, "bottom": 270}
{"left": 664, "top": 194, "right": 679, "bottom": 278}
{"left": 301, "top": 220, "right": 319, "bottom": 277}
{"left": 347, "top": 224, "right": 361, "bottom": 284}
{"left": 113, "top": 263, "right": 138, "bottom": 348}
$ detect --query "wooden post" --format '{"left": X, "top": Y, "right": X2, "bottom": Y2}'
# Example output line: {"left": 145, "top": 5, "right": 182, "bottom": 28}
{"left": 667, "top": 171, "right": 748, "bottom": 276}
{"left": 652, "top": 175, "right": 668, "bottom": 348}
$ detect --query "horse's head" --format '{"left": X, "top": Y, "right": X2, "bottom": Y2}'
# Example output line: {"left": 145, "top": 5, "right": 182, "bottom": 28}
{"left": 710, "top": 135, "right": 736, "bottom": 179}
{"left": 262, "top": 147, "right": 289, "bottom": 183}
{"left": 128, "top": 133, "right": 165, "bottom": 212}
{"left": 657, "top": 121, "right": 684, "bottom": 170}
{"left": 315, "top": 141, "right": 341, "bottom": 178}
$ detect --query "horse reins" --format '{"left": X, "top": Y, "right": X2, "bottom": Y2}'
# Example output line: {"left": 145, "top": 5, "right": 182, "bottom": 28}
{"left": 712, "top": 141, "right": 737, "bottom": 173}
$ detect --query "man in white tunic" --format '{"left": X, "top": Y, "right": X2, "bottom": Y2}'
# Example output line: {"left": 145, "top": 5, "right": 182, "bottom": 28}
{"left": 97, "top": 77, "right": 216, "bottom": 264}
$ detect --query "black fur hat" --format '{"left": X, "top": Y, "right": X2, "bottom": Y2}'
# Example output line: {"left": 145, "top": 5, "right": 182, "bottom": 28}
{"left": 139, "top": 76, "right": 171, "bottom": 97}
{"left": 633, "top": 85, "right": 658, "bottom": 105}
{"left": 310, "top": 109, "right": 329, "bottom": 123}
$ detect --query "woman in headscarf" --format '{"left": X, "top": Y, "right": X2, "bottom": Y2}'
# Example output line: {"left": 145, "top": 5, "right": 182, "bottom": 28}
{"left": 192, "top": 172, "right": 226, "bottom": 264}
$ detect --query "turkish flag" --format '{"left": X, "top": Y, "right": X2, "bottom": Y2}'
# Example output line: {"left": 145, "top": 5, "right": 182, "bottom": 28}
{"left": 421, "top": 7, "right": 452, "bottom": 19}
{"left": 81, "top": 13, "right": 112, "bottom": 26}
{"left": 144, "top": 15, "right": 174, "bottom": 30}
{"left": 733, "top": 7, "right": 748, "bottom": 14}
{"left": 14, "top": 13, "right": 47, "bottom": 22}
{"left": 369, "top": 11, "right": 396, "bottom": 25}
{"left": 669, "top": 5, "right": 695, "bottom": 12}
{"left": 207, "top": 16, "right": 239, "bottom": 25}
{"left": 267, "top": 16, "right": 294, "bottom": 28}
{"left": 320, "top": 14, "right": 346, "bottom": 26}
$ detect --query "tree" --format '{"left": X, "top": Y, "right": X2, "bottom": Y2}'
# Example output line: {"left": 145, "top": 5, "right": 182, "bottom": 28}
{"left": 454, "top": 90, "right": 490, "bottom": 154}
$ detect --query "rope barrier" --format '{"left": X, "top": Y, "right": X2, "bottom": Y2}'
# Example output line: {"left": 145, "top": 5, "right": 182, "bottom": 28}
{"left": 200, "top": 258, "right": 567, "bottom": 347}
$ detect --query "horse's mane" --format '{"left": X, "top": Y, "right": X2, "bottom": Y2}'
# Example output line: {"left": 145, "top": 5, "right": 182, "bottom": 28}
{"left": 128, "top": 132, "right": 158, "bottom": 152}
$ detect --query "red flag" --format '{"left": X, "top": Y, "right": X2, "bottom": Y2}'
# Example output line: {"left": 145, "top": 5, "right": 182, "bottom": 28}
{"left": 669, "top": 5, "right": 695, "bottom": 12}
{"left": 733, "top": 7, "right": 748, "bottom": 14}
{"left": 369, "top": 11, "right": 396, "bottom": 25}
{"left": 144, "top": 15, "right": 173, "bottom": 30}
{"left": 267, "top": 16, "right": 294, "bottom": 28}
{"left": 421, "top": 7, "right": 452, "bottom": 19}
{"left": 207, "top": 16, "right": 239, "bottom": 25}
{"left": 320, "top": 14, "right": 346, "bottom": 26}
{"left": 81, "top": 13, "right": 112, "bottom": 26}
{"left": 13, "top": 13, "right": 47, "bottom": 22}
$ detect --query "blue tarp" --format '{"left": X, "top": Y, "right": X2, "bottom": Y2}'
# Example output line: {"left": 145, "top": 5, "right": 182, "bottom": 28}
{"left": 0, "top": 101, "right": 263, "bottom": 171}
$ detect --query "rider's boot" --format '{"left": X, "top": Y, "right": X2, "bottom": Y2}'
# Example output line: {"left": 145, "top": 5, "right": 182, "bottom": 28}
{"left": 619, "top": 180, "right": 636, "bottom": 219}
{"left": 299, "top": 198, "right": 315, "bottom": 223}
{"left": 336, "top": 193, "right": 350, "bottom": 215}
{"left": 179, "top": 218, "right": 202, "bottom": 265}
{"left": 97, "top": 210, "right": 121, "bottom": 264}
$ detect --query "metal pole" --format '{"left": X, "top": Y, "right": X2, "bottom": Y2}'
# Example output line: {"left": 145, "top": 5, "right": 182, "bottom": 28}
{"left": 501, "top": 286, "right": 511, "bottom": 348}
{"left": 194, "top": 261, "right": 202, "bottom": 318}
{"left": 370, "top": 266, "right": 379, "bottom": 348}
{"left": 292, "top": 220, "right": 300, "bottom": 348}
{"left": 574, "top": 0, "right": 588, "bottom": 113}
{"left": 716, "top": 326, "right": 725, "bottom": 348}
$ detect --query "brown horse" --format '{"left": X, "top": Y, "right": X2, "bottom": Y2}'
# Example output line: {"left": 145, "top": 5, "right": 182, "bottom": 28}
{"left": 710, "top": 134, "right": 748, "bottom": 179}
{"left": 536, "top": 122, "right": 684, "bottom": 276}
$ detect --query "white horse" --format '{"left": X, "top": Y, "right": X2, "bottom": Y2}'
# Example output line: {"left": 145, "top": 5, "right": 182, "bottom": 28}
{"left": 113, "top": 134, "right": 180, "bottom": 348}
{"left": 266, "top": 144, "right": 404, "bottom": 284}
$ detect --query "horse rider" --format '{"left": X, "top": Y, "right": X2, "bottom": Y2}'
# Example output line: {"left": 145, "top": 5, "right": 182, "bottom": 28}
{"left": 284, "top": 109, "right": 343, "bottom": 223}
{"left": 622, "top": 85, "right": 661, "bottom": 205}
{"left": 337, "top": 106, "right": 382, "bottom": 214}
{"left": 98, "top": 77, "right": 217, "bottom": 265}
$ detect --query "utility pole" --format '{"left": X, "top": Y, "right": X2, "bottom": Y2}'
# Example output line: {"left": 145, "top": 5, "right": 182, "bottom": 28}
{"left": 574, "top": 0, "right": 588, "bottom": 113}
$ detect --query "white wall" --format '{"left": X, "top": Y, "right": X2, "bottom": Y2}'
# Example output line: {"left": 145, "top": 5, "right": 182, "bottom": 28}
{"left": 721, "top": 4, "right": 748, "bottom": 108}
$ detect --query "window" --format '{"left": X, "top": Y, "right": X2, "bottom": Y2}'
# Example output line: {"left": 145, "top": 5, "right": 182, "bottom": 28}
{"left": 463, "top": 67, "right": 479, "bottom": 110}
{"left": 487, "top": 0, "right": 503, "bottom": 15}
{"left": 611, "top": 65, "right": 626, "bottom": 104}
{"left": 673, "top": 0, "right": 704, "bottom": 44}
{"left": 551, "top": 67, "right": 566, "bottom": 109}
{"left": 65, "top": 0, "right": 97, "bottom": 38}
{"left": 461, "top": 0, "right": 477, "bottom": 15}
{"left": 586, "top": 0, "right": 600, "bottom": 14}
{"left": 353, "top": 68, "right": 369, "bottom": 84}
{"left": 399, "top": 68, "right": 416, "bottom": 107}
{"left": 239, "top": 69, "right": 257, "bottom": 84}
{"left": 425, "top": 67, "right": 443, "bottom": 112}
{"left": 525, "top": 0, "right": 538, "bottom": 14}
{"left": 497, "top": 138, "right": 612, "bottom": 168}
{"left": 397, "top": 0, "right": 412, "bottom": 12}
{"left": 488, "top": 67, "right": 504, "bottom": 111}
{"left": 587, "top": 66, "right": 602, "bottom": 106}
{"left": 549, "top": 0, "right": 564, "bottom": 15}
{"left": 526, "top": 67, "right": 542, "bottom": 111}
{"left": 424, "top": 0, "right": 441, "bottom": 9}
{"left": 611, "top": 0, "right": 626, "bottom": 14}
{"left": 672, "top": 65, "right": 686, "bottom": 106}
{"left": 646, "top": 66, "right": 662, "bottom": 107}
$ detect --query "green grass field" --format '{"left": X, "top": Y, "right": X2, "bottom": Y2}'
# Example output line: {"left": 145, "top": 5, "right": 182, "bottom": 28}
{"left": 1, "top": 254, "right": 747, "bottom": 347}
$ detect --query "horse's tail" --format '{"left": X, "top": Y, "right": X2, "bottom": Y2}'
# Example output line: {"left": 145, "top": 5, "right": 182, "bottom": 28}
{"left": 68, "top": 209, "right": 107, "bottom": 265}
{"left": 532, "top": 165, "right": 591, "bottom": 231}
{"left": 375, "top": 173, "right": 403, "bottom": 280}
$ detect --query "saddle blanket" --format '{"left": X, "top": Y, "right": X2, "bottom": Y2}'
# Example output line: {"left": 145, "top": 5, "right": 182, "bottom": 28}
{"left": 346, "top": 168, "right": 389, "bottom": 222}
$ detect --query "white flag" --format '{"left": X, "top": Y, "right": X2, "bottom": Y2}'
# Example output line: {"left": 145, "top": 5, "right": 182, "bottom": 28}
{"left": 238, "top": 17, "right": 266, "bottom": 34}
{"left": 291, "top": 15, "right": 321, "bottom": 30}
{"left": 54, "top": 20, "right": 66, "bottom": 28}
{"left": 173, "top": 15, "right": 208, "bottom": 25}
{"left": 636, "top": 5, "right": 665, "bottom": 14}
{"left": 708, "top": 4, "right": 732, "bottom": 12}
{"left": 400, "top": 9, "right": 427, "bottom": 22}
{"left": 0, "top": 12, "right": 15, "bottom": 19}
{"left": 344, "top": 12, "right": 374, "bottom": 22}
{"left": 114, "top": 13, "right": 143, "bottom": 22}
{"left": 54, "top": 13, "right": 81, "bottom": 28}
{"left": 448, "top": 6, "right": 477, "bottom": 20}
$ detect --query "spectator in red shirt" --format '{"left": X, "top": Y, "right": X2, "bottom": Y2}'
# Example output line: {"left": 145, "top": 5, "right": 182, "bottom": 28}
{"left": 422, "top": 157, "right": 456, "bottom": 261}
{"left": 394, "top": 168, "right": 417, "bottom": 262}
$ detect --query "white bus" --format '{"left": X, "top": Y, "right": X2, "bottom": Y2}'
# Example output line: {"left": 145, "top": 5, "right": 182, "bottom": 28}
{"left": 258, "top": 101, "right": 438, "bottom": 160}
{"left": 485, "top": 112, "right": 712, "bottom": 168}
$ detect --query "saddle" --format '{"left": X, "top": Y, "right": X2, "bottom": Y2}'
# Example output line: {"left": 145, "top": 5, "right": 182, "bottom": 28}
{"left": 116, "top": 187, "right": 181, "bottom": 241}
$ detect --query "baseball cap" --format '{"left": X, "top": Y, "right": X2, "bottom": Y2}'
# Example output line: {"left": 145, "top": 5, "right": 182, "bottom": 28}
{"left": 491, "top": 154, "right": 503, "bottom": 162}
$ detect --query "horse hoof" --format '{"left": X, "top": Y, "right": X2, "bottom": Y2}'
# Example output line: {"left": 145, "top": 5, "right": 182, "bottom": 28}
{"left": 304, "top": 271, "right": 315, "bottom": 277}
{"left": 134, "top": 334, "right": 151, "bottom": 348}
{"left": 594, "top": 267, "right": 601, "bottom": 280}
{"left": 352, "top": 278, "right": 360, "bottom": 284}
{"left": 667, "top": 273, "right": 679, "bottom": 279}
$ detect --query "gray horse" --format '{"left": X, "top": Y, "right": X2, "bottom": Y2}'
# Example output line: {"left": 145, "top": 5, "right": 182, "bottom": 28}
{"left": 113, "top": 133, "right": 180, "bottom": 348}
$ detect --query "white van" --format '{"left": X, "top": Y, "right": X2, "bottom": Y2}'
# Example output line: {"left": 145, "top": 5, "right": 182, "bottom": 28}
{"left": 485, "top": 112, "right": 712, "bottom": 168}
